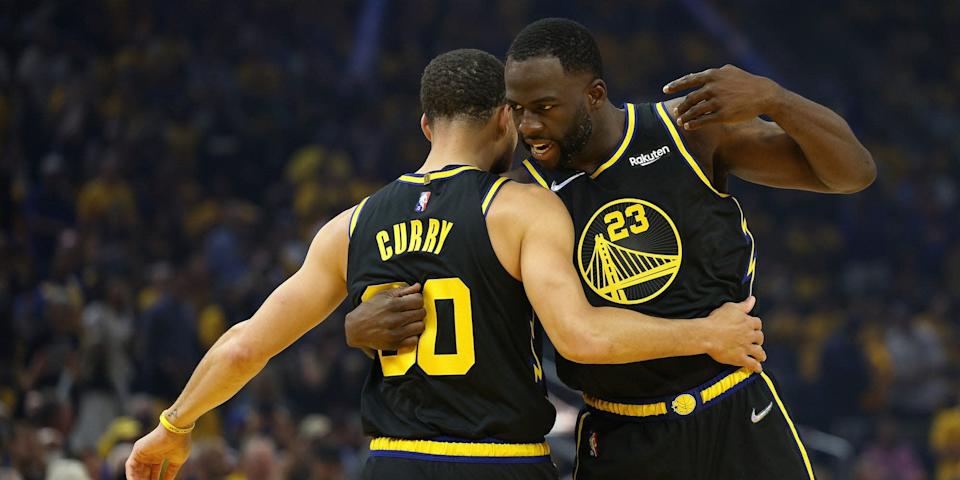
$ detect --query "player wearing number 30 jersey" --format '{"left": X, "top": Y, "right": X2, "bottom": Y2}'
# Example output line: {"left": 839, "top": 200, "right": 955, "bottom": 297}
{"left": 123, "top": 49, "right": 765, "bottom": 480}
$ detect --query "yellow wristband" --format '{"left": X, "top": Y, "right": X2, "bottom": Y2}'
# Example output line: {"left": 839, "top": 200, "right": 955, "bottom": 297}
{"left": 159, "top": 411, "right": 195, "bottom": 434}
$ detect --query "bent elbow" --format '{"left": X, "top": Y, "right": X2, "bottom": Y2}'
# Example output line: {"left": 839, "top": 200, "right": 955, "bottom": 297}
{"left": 554, "top": 343, "right": 601, "bottom": 364}
{"left": 834, "top": 149, "right": 877, "bottom": 194}
{"left": 219, "top": 322, "right": 268, "bottom": 372}
{"left": 552, "top": 330, "right": 609, "bottom": 364}
{"left": 223, "top": 342, "right": 261, "bottom": 371}
{"left": 858, "top": 154, "right": 878, "bottom": 190}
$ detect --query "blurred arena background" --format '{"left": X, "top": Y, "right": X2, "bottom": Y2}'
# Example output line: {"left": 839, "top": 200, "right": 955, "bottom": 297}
{"left": 1, "top": 1, "right": 958, "bottom": 479}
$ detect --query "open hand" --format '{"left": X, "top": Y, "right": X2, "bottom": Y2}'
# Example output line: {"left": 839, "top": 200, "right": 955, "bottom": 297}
{"left": 663, "top": 65, "right": 783, "bottom": 130}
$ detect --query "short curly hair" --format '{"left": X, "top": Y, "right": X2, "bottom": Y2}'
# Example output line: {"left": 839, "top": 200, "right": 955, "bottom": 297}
{"left": 506, "top": 18, "right": 603, "bottom": 78}
{"left": 420, "top": 49, "right": 505, "bottom": 125}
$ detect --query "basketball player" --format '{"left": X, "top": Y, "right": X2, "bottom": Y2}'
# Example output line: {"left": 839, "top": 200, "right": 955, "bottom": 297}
{"left": 347, "top": 19, "right": 875, "bottom": 480}
{"left": 124, "top": 49, "right": 765, "bottom": 480}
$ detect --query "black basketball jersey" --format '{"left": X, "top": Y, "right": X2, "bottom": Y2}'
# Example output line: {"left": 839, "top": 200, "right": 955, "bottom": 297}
{"left": 522, "top": 102, "right": 756, "bottom": 400}
{"left": 346, "top": 164, "right": 555, "bottom": 443}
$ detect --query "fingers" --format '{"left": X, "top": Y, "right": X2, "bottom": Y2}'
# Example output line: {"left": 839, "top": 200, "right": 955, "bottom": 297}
{"left": 748, "top": 344, "right": 767, "bottom": 363}
{"left": 753, "top": 329, "right": 764, "bottom": 346}
{"left": 126, "top": 458, "right": 149, "bottom": 480}
{"left": 743, "top": 356, "right": 763, "bottom": 373}
{"left": 386, "top": 321, "right": 425, "bottom": 349}
{"left": 722, "top": 351, "right": 762, "bottom": 373}
{"left": 750, "top": 316, "right": 762, "bottom": 331}
{"left": 163, "top": 463, "right": 182, "bottom": 480}
{"left": 150, "top": 464, "right": 160, "bottom": 480}
{"left": 397, "top": 335, "right": 420, "bottom": 350}
{"left": 681, "top": 112, "right": 724, "bottom": 130}
{"left": 676, "top": 99, "right": 718, "bottom": 128}
{"left": 662, "top": 69, "right": 712, "bottom": 94}
{"left": 673, "top": 88, "right": 712, "bottom": 119}
{"left": 386, "top": 308, "right": 426, "bottom": 330}
{"left": 390, "top": 282, "right": 421, "bottom": 297}
{"left": 360, "top": 347, "right": 376, "bottom": 359}
{"left": 736, "top": 296, "right": 756, "bottom": 313}
{"left": 392, "top": 292, "right": 425, "bottom": 312}
{"left": 398, "top": 321, "right": 425, "bottom": 339}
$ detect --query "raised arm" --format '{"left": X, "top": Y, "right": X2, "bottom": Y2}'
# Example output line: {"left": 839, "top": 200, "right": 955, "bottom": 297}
{"left": 126, "top": 208, "right": 353, "bottom": 480}
{"left": 489, "top": 182, "right": 765, "bottom": 368}
{"left": 663, "top": 64, "right": 876, "bottom": 193}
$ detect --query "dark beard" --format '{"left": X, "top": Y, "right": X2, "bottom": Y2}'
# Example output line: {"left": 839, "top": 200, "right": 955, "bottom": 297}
{"left": 556, "top": 105, "right": 593, "bottom": 169}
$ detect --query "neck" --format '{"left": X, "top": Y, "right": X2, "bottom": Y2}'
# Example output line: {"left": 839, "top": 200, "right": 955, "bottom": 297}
{"left": 568, "top": 101, "right": 626, "bottom": 173}
{"left": 418, "top": 124, "right": 498, "bottom": 173}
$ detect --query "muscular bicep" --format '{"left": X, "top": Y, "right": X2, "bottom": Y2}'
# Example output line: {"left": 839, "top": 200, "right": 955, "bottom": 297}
{"left": 717, "top": 119, "right": 831, "bottom": 192}
{"left": 234, "top": 209, "right": 350, "bottom": 358}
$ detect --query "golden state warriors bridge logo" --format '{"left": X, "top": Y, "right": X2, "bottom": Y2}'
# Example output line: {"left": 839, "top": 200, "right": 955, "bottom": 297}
{"left": 577, "top": 198, "right": 682, "bottom": 305}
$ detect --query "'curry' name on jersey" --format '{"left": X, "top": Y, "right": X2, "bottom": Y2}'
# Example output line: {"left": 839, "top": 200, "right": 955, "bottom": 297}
{"left": 375, "top": 218, "right": 454, "bottom": 261}
{"left": 346, "top": 166, "right": 554, "bottom": 443}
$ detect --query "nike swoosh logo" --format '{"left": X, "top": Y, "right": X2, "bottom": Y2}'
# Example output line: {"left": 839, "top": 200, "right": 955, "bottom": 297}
{"left": 751, "top": 402, "right": 774, "bottom": 423}
{"left": 550, "top": 172, "right": 585, "bottom": 191}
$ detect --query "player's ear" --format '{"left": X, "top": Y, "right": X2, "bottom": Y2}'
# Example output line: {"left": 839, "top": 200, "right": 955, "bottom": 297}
{"left": 497, "top": 104, "right": 512, "bottom": 133}
{"left": 421, "top": 114, "right": 433, "bottom": 142}
{"left": 586, "top": 79, "right": 607, "bottom": 109}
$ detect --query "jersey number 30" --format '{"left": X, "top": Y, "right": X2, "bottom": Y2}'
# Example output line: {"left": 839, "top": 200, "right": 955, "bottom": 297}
{"left": 361, "top": 278, "right": 475, "bottom": 376}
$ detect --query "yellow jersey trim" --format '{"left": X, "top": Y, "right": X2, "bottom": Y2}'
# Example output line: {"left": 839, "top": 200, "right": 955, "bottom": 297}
{"left": 584, "top": 367, "right": 754, "bottom": 418}
{"left": 590, "top": 103, "right": 636, "bottom": 179}
{"left": 369, "top": 437, "right": 551, "bottom": 458}
{"left": 583, "top": 394, "right": 667, "bottom": 417}
{"left": 398, "top": 165, "right": 481, "bottom": 185}
{"left": 348, "top": 196, "right": 370, "bottom": 238}
{"left": 573, "top": 411, "right": 590, "bottom": 480}
{"left": 760, "top": 372, "right": 816, "bottom": 479}
{"left": 529, "top": 310, "right": 544, "bottom": 383}
{"left": 583, "top": 395, "right": 668, "bottom": 417}
{"left": 481, "top": 177, "right": 510, "bottom": 216}
{"left": 521, "top": 159, "right": 549, "bottom": 189}
{"left": 731, "top": 197, "right": 757, "bottom": 296}
{"left": 654, "top": 102, "right": 731, "bottom": 198}
{"left": 700, "top": 367, "right": 753, "bottom": 403}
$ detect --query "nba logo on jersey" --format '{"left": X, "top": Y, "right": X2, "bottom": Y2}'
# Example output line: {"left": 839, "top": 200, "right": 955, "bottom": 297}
{"left": 589, "top": 431, "right": 600, "bottom": 458}
{"left": 415, "top": 191, "right": 431, "bottom": 212}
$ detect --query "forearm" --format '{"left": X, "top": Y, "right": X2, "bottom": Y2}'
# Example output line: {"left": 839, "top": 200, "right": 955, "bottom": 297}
{"left": 555, "top": 306, "right": 708, "bottom": 364}
{"left": 766, "top": 88, "right": 875, "bottom": 192}
{"left": 163, "top": 322, "right": 268, "bottom": 427}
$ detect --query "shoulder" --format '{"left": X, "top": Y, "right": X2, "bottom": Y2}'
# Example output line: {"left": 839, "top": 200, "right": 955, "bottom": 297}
{"left": 292, "top": 205, "right": 355, "bottom": 283}
{"left": 313, "top": 206, "right": 355, "bottom": 246}
{"left": 660, "top": 97, "right": 726, "bottom": 184}
{"left": 499, "top": 180, "right": 559, "bottom": 203}
{"left": 488, "top": 181, "right": 567, "bottom": 224}
{"left": 661, "top": 98, "right": 725, "bottom": 144}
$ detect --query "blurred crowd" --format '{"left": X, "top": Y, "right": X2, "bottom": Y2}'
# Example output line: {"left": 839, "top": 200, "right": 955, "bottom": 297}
{"left": 0, "top": 1, "right": 957, "bottom": 479}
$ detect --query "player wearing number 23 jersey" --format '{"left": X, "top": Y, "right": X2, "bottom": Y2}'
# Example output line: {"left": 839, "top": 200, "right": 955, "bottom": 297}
{"left": 345, "top": 49, "right": 768, "bottom": 480}
{"left": 502, "top": 17, "right": 873, "bottom": 480}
